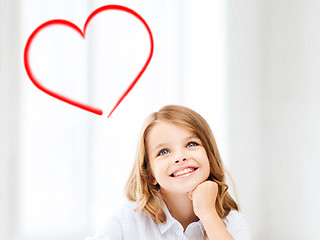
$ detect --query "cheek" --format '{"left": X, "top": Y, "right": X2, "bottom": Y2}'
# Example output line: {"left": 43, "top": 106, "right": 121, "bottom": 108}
{"left": 199, "top": 161, "right": 211, "bottom": 182}
{"left": 195, "top": 150, "right": 210, "bottom": 165}
{"left": 150, "top": 161, "right": 163, "bottom": 177}
{"left": 200, "top": 154, "right": 211, "bottom": 175}
{"left": 205, "top": 161, "right": 211, "bottom": 176}
{"left": 151, "top": 162, "right": 169, "bottom": 182}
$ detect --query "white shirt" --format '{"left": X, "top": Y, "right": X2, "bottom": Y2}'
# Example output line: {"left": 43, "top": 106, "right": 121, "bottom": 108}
{"left": 85, "top": 200, "right": 251, "bottom": 240}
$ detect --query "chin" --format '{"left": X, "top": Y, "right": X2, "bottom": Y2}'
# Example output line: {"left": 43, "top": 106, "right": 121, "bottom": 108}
{"left": 178, "top": 180, "right": 202, "bottom": 193}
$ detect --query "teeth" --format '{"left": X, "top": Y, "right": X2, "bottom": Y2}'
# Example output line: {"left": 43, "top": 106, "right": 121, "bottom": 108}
{"left": 173, "top": 168, "right": 195, "bottom": 177}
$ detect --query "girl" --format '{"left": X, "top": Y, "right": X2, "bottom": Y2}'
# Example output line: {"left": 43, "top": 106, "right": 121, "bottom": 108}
{"left": 86, "top": 105, "right": 250, "bottom": 240}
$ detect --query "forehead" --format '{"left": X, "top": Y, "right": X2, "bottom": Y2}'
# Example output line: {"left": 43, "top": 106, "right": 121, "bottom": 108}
{"left": 146, "top": 121, "right": 195, "bottom": 145}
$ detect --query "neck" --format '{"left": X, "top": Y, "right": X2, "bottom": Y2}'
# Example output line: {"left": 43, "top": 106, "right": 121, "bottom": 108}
{"left": 160, "top": 189, "right": 199, "bottom": 231}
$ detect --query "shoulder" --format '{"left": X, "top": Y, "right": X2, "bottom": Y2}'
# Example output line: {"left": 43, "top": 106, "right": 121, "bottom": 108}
{"left": 223, "top": 210, "right": 251, "bottom": 239}
{"left": 85, "top": 200, "right": 158, "bottom": 240}
{"left": 114, "top": 200, "right": 152, "bottom": 223}
{"left": 223, "top": 210, "right": 247, "bottom": 225}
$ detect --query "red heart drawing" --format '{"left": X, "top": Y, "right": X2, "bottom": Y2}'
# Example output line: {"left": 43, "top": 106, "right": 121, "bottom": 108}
{"left": 24, "top": 5, "right": 154, "bottom": 117}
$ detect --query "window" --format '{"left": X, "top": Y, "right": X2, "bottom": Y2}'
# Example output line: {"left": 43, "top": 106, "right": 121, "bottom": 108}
{"left": 17, "top": 1, "right": 226, "bottom": 239}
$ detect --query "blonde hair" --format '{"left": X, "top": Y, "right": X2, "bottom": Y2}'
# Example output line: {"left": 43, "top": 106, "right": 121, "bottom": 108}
{"left": 125, "top": 105, "right": 238, "bottom": 225}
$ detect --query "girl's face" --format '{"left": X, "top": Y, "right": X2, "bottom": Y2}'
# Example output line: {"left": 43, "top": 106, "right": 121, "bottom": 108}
{"left": 147, "top": 121, "right": 210, "bottom": 195}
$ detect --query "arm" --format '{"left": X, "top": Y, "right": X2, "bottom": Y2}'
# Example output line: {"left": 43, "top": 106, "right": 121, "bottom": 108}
{"left": 200, "top": 209, "right": 233, "bottom": 240}
{"left": 189, "top": 181, "right": 234, "bottom": 240}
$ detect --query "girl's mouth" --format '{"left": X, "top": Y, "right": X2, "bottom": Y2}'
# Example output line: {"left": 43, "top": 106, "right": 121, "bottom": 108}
{"left": 170, "top": 167, "right": 198, "bottom": 177}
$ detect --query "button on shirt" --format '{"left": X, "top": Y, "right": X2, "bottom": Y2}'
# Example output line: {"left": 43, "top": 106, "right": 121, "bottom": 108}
{"left": 85, "top": 200, "right": 251, "bottom": 240}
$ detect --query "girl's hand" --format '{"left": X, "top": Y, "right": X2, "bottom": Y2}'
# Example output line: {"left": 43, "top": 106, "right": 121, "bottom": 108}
{"left": 188, "top": 180, "right": 219, "bottom": 220}
{"left": 189, "top": 181, "right": 234, "bottom": 240}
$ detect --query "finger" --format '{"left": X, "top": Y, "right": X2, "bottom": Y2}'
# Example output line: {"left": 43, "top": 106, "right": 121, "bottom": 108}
{"left": 188, "top": 192, "right": 193, "bottom": 200}
{"left": 192, "top": 180, "right": 205, "bottom": 192}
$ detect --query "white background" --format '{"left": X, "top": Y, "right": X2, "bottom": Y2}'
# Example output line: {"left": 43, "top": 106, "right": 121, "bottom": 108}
{"left": 1, "top": 0, "right": 320, "bottom": 239}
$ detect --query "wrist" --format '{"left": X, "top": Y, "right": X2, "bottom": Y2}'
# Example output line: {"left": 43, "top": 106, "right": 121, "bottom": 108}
{"left": 198, "top": 208, "right": 220, "bottom": 223}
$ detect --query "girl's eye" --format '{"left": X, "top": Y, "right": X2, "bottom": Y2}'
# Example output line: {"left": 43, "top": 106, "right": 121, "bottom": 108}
{"left": 158, "top": 149, "right": 169, "bottom": 156}
{"left": 187, "top": 142, "right": 198, "bottom": 148}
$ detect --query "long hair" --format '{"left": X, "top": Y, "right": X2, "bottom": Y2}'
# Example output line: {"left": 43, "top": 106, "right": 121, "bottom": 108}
{"left": 125, "top": 105, "right": 238, "bottom": 225}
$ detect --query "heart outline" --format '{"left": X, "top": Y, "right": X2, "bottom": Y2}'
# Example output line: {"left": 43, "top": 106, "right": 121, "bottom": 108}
{"left": 24, "top": 5, "right": 154, "bottom": 117}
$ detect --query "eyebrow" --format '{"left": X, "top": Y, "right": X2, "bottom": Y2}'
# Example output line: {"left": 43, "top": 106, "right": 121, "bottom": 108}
{"left": 151, "top": 135, "right": 199, "bottom": 155}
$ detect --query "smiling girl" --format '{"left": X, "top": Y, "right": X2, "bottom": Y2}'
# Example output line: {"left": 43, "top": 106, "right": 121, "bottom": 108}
{"left": 85, "top": 105, "right": 250, "bottom": 240}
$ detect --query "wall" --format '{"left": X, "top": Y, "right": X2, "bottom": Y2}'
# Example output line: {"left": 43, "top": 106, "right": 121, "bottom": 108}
{"left": 0, "top": 0, "right": 21, "bottom": 240}
{"left": 227, "top": 0, "right": 320, "bottom": 239}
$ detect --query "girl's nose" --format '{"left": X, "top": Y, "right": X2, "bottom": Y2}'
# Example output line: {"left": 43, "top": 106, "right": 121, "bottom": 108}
{"left": 175, "top": 157, "right": 186, "bottom": 163}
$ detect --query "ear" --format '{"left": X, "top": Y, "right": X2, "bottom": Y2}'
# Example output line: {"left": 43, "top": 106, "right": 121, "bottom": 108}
{"left": 152, "top": 179, "right": 158, "bottom": 185}
{"left": 149, "top": 174, "right": 158, "bottom": 185}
